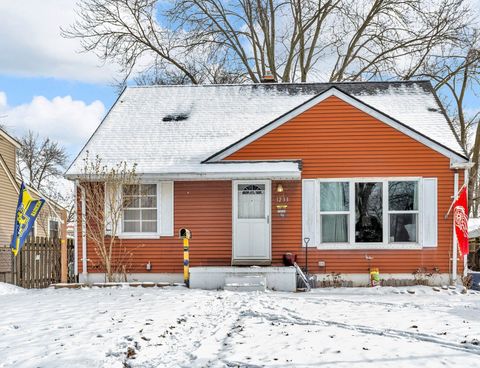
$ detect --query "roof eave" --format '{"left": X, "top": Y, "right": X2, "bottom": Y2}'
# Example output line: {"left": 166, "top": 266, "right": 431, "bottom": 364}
{"left": 65, "top": 160, "right": 302, "bottom": 181}
{"left": 0, "top": 127, "right": 21, "bottom": 149}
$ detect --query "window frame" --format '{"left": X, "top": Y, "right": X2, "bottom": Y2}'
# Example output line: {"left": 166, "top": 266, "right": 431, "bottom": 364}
{"left": 120, "top": 182, "right": 162, "bottom": 239}
{"left": 47, "top": 217, "right": 60, "bottom": 240}
{"left": 319, "top": 181, "right": 350, "bottom": 244}
{"left": 387, "top": 181, "right": 420, "bottom": 244}
{"left": 314, "top": 177, "right": 423, "bottom": 250}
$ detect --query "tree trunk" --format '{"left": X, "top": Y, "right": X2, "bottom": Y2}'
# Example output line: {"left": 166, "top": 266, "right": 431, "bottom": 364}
{"left": 469, "top": 123, "right": 480, "bottom": 215}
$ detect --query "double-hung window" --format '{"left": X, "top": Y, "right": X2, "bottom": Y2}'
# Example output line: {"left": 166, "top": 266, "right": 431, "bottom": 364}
{"left": 122, "top": 184, "right": 158, "bottom": 233}
{"left": 320, "top": 182, "right": 349, "bottom": 243}
{"left": 49, "top": 219, "right": 60, "bottom": 239}
{"left": 388, "top": 181, "right": 418, "bottom": 243}
{"left": 315, "top": 178, "right": 421, "bottom": 247}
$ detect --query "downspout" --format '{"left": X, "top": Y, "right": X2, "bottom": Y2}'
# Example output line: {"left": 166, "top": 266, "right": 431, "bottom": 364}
{"left": 73, "top": 181, "right": 78, "bottom": 277}
{"left": 464, "top": 168, "right": 469, "bottom": 278}
{"left": 449, "top": 162, "right": 473, "bottom": 283}
{"left": 77, "top": 181, "right": 87, "bottom": 280}
{"left": 452, "top": 171, "right": 459, "bottom": 284}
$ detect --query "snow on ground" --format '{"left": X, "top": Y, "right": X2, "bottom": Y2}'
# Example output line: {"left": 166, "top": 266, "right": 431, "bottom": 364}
{"left": 1, "top": 284, "right": 480, "bottom": 368}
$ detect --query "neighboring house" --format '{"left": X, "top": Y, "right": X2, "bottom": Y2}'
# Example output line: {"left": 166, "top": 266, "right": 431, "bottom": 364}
{"left": 0, "top": 128, "right": 67, "bottom": 281}
{"left": 468, "top": 218, "right": 480, "bottom": 271}
{"left": 66, "top": 81, "right": 471, "bottom": 289}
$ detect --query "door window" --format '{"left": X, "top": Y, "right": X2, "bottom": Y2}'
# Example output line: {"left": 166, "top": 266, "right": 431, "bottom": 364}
{"left": 238, "top": 184, "right": 266, "bottom": 219}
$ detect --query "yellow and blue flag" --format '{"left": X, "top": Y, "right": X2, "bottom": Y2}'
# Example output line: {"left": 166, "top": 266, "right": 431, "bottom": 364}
{"left": 10, "top": 182, "right": 45, "bottom": 256}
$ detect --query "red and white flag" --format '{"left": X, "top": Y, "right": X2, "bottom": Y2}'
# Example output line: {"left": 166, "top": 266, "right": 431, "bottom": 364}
{"left": 453, "top": 186, "right": 469, "bottom": 257}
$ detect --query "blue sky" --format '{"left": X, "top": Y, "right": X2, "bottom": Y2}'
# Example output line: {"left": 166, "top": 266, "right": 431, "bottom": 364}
{"left": 0, "top": 76, "right": 116, "bottom": 107}
{"left": 0, "top": 1, "right": 478, "bottom": 164}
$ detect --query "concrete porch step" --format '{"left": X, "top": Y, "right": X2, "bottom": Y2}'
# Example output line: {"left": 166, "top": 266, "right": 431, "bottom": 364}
{"left": 224, "top": 274, "right": 266, "bottom": 292}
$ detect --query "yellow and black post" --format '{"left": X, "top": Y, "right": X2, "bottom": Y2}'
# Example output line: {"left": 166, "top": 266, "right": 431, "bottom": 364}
{"left": 179, "top": 228, "right": 192, "bottom": 287}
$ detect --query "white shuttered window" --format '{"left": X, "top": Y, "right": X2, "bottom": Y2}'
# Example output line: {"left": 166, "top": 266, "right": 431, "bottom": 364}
{"left": 103, "top": 181, "right": 174, "bottom": 238}
{"left": 302, "top": 178, "right": 437, "bottom": 249}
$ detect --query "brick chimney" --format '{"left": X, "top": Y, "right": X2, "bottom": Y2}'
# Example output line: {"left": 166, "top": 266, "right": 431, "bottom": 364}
{"left": 261, "top": 70, "right": 277, "bottom": 83}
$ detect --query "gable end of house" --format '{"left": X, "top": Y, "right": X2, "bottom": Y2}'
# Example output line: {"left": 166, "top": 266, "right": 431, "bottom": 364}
{"left": 204, "top": 87, "right": 468, "bottom": 165}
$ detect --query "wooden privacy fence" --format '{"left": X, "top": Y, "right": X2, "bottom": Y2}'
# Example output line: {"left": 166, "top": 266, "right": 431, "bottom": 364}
{"left": 11, "top": 237, "right": 75, "bottom": 288}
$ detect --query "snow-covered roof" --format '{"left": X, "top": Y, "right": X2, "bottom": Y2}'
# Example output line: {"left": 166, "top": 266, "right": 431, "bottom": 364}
{"left": 469, "top": 218, "right": 480, "bottom": 238}
{"left": 66, "top": 81, "right": 466, "bottom": 178}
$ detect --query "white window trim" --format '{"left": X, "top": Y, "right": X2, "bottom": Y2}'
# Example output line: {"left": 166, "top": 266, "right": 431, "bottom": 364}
{"left": 313, "top": 177, "right": 423, "bottom": 250}
{"left": 119, "top": 182, "right": 162, "bottom": 239}
{"left": 33, "top": 219, "right": 38, "bottom": 238}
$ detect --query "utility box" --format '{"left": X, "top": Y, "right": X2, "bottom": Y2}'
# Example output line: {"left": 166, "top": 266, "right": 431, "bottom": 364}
{"left": 179, "top": 228, "right": 192, "bottom": 239}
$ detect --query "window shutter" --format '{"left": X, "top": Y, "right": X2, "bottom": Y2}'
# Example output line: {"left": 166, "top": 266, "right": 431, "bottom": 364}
{"left": 104, "top": 183, "right": 113, "bottom": 236}
{"left": 160, "top": 181, "right": 174, "bottom": 236}
{"left": 422, "top": 178, "right": 437, "bottom": 247}
{"left": 302, "top": 179, "right": 317, "bottom": 246}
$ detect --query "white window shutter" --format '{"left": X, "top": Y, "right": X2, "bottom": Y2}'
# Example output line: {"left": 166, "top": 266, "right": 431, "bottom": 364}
{"left": 104, "top": 183, "right": 114, "bottom": 236}
{"left": 160, "top": 181, "right": 174, "bottom": 236}
{"left": 302, "top": 179, "right": 317, "bottom": 246}
{"left": 422, "top": 178, "right": 437, "bottom": 247}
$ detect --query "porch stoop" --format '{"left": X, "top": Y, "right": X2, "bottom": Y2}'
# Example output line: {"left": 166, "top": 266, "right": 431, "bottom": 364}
{"left": 189, "top": 266, "right": 297, "bottom": 292}
{"left": 224, "top": 275, "right": 266, "bottom": 292}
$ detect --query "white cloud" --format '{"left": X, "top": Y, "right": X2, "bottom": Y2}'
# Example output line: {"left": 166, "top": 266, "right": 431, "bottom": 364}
{"left": 0, "top": 1, "right": 118, "bottom": 82}
{"left": 0, "top": 91, "right": 105, "bottom": 160}
{"left": 0, "top": 92, "right": 6, "bottom": 109}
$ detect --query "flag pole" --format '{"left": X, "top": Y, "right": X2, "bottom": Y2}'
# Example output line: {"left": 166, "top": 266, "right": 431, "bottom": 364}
{"left": 451, "top": 172, "right": 459, "bottom": 285}
{"left": 444, "top": 182, "right": 467, "bottom": 220}
{"left": 463, "top": 168, "right": 469, "bottom": 278}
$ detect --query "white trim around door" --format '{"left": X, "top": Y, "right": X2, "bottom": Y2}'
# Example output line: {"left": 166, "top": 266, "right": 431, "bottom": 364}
{"left": 232, "top": 180, "right": 272, "bottom": 265}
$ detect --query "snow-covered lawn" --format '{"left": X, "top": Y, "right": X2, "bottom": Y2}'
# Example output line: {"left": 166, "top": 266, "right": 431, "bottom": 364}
{"left": 1, "top": 284, "right": 480, "bottom": 368}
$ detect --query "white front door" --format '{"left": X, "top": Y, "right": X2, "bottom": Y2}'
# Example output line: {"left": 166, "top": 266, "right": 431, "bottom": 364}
{"left": 233, "top": 180, "right": 271, "bottom": 264}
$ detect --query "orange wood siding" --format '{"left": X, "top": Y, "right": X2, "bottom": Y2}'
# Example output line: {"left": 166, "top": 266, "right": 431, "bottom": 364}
{"left": 227, "top": 95, "right": 460, "bottom": 275}
{"left": 77, "top": 181, "right": 232, "bottom": 274}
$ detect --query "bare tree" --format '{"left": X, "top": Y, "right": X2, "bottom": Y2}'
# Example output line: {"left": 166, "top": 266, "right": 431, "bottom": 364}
{"left": 417, "top": 29, "right": 480, "bottom": 213}
{"left": 80, "top": 153, "right": 138, "bottom": 282}
{"left": 64, "top": 0, "right": 472, "bottom": 84}
{"left": 330, "top": 0, "right": 469, "bottom": 82}
{"left": 17, "top": 130, "right": 68, "bottom": 191}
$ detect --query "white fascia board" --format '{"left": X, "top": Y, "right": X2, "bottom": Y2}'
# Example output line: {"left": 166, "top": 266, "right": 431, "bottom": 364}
{"left": 67, "top": 171, "right": 301, "bottom": 181}
{"left": 207, "top": 88, "right": 468, "bottom": 163}
{"left": 450, "top": 161, "right": 474, "bottom": 169}
{"left": 141, "top": 171, "right": 301, "bottom": 180}
{"left": 65, "top": 161, "right": 302, "bottom": 181}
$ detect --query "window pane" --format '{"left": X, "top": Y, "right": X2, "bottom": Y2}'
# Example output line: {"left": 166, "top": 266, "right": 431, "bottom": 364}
{"left": 389, "top": 181, "right": 418, "bottom": 211}
{"left": 141, "top": 196, "right": 156, "bottom": 208}
{"left": 142, "top": 209, "right": 157, "bottom": 221}
{"left": 238, "top": 184, "right": 265, "bottom": 219}
{"left": 141, "top": 184, "right": 156, "bottom": 196}
{"left": 124, "top": 209, "right": 140, "bottom": 220}
{"left": 142, "top": 221, "right": 157, "bottom": 233}
{"left": 355, "top": 182, "right": 383, "bottom": 242}
{"left": 124, "top": 196, "right": 139, "bottom": 208}
{"left": 320, "top": 182, "right": 349, "bottom": 211}
{"left": 49, "top": 220, "right": 59, "bottom": 239}
{"left": 321, "top": 214, "right": 349, "bottom": 243}
{"left": 123, "top": 184, "right": 139, "bottom": 196}
{"left": 124, "top": 221, "right": 140, "bottom": 232}
{"left": 390, "top": 214, "right": 417, "bottom": 242}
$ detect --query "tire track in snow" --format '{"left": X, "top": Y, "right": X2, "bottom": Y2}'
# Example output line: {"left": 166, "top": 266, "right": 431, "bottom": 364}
{"left": 244, "top": 300, "right": 480, "bottom": 356}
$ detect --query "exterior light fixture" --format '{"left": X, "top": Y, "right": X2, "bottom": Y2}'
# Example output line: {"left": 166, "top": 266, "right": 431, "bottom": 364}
{"left": 276, "top": 183, "right": 284, "bottom": 193}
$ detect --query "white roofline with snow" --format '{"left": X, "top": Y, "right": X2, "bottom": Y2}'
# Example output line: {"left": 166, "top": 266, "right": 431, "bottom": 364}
{"left": 65, "top": 161, "right": 302, "bottom": 181}
{"left": 205, "top": 88, "right": 468, "bottom": 164}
